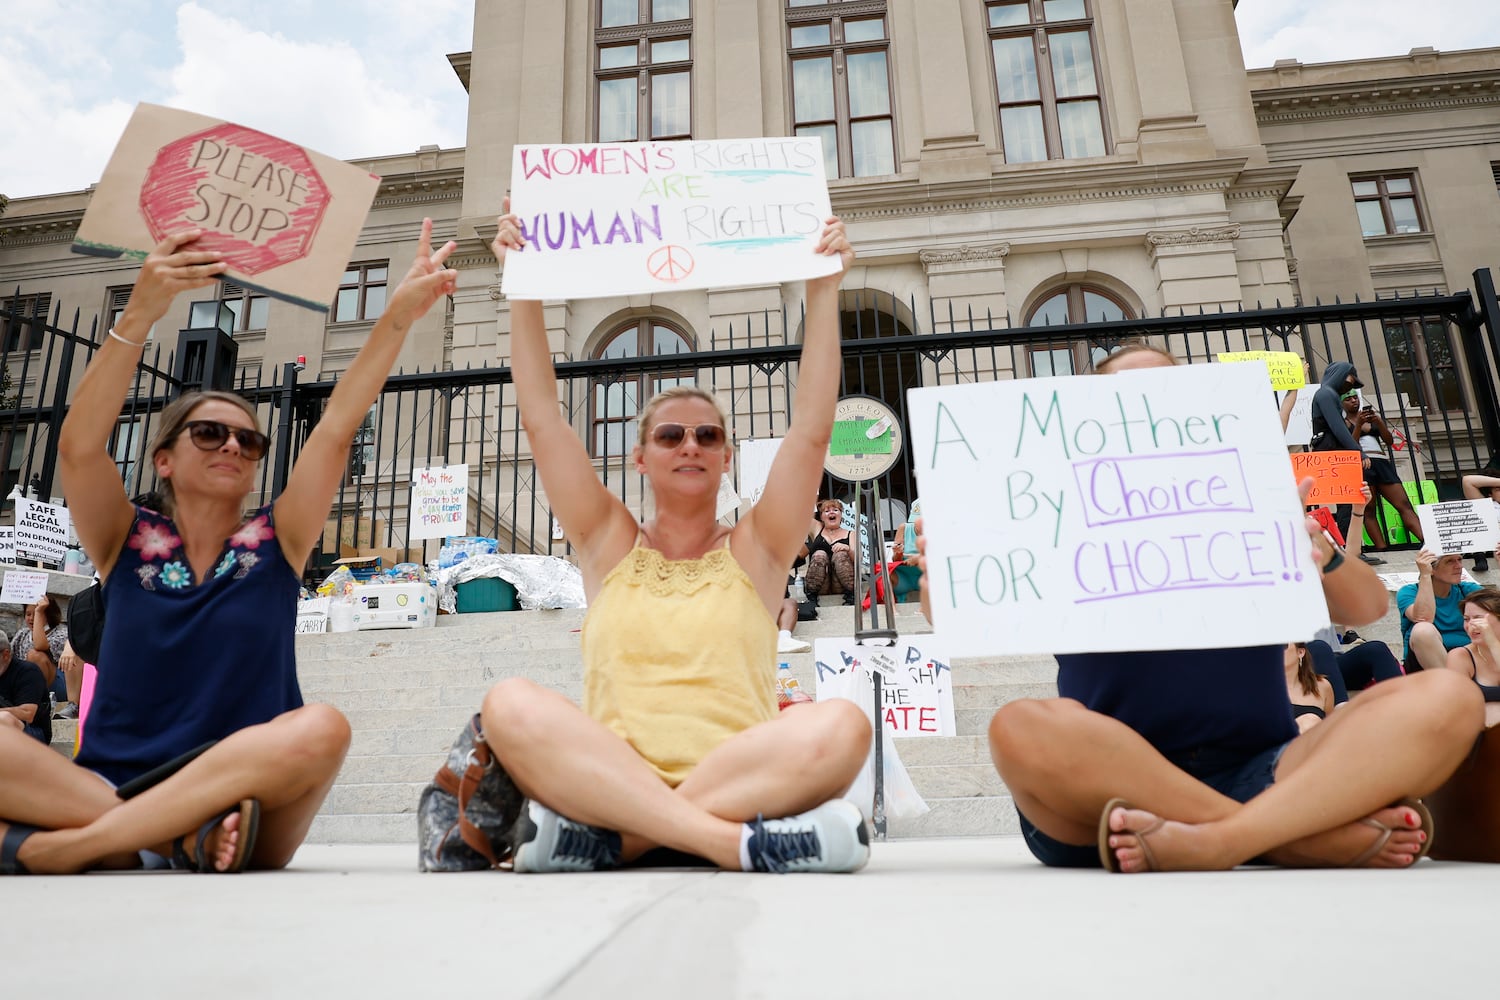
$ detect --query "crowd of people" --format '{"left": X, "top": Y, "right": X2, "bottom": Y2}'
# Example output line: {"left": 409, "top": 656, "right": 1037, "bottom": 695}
{"left": 4, "top": 220, "right": 1497, "bottom": 880}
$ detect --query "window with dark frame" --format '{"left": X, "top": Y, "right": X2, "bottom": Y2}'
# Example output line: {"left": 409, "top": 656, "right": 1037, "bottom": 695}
{"left": 1024, "top": 283, "right": 1131, "bottom": 374}
{"left": 589, "top": 319, "right": 694, "bottom": 456}
{"left": 985, "top": 0, "right": 1107, "bottom": 163}
{"left": 786, "top": 0, "right": 895, "bottom": 179}
{"left": 105, "top": 286, "right": 132, "bottom": 330}
{"left": 595, "top": 0, "right": 693, "bottom": 143}
{"left": 1384, "top": 319, "right": 1465, "bottom": 412}
{"left": 188, "top": 281, "right": 270, "bottom": 333}
{"left": 1352, "top": 174, "right": 1425, "bottom": 237}
{"left": 0, "top": 292, "right": 51, "bottom": 353}
{"left": 333, "top": 263, "right": 388, "bottom": 323}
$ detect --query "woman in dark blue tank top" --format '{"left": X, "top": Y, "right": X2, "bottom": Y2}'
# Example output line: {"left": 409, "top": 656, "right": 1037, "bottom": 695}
{"left": 971, "top": 343, "right": 1484, "bottom": 873}
{"left": 0, "top": 220, "right": 458, "bottom": 875}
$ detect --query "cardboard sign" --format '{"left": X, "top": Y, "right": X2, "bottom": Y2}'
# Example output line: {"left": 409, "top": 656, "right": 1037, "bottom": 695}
{"left": 409, "top": 464, "right": 468, "bottom": 540}
{"left": 1291, "top": 451, "right": 1364, "bottom": 506}
{"left": 0, "top": 570, "right": 49, "bottom": 604}
{"left": 15, "top": 499, "right": 70, "bottom": 565}
{"left": 737, "top": 437, "right": 784, "bottom": 503}
{"left": 73, "top": 103, "right": 380, "bottom": 312}
{"left": 295, "top": 597, "right": 331, "bottom": 634}
{"left": 1417, "top": 499, "right": 1500, "bottom": 557}
{"left": 908, "top": 364, "right": 1329, "bottom": 656}
{"left": 1218, "top": 350, "right": 1305, "bottom": 390}
{"left": 500, "top": 138, "right": 838, "bottom": 299}
{"left": 813, "top": 637, "right": 955, "bottom": 737}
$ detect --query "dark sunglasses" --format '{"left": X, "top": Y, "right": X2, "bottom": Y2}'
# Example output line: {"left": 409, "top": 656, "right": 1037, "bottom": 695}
{"left": 183, "top": 420, "right": 268, "bottom": 460}
{"left": 649, "top": 422, "right": 726, "bottom": 449}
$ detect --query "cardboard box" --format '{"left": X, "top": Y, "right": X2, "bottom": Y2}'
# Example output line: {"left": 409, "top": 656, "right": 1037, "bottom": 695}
{"left": 350, "top": 583, "right": 437, "bottom": 631}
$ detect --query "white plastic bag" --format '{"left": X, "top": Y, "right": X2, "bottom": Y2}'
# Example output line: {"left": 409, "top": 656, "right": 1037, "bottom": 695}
{"left": 815, "top": 641, "right": 930, "bottom": 820}
{"left": 844, "top": 725, "right": 929, "bottom": 821}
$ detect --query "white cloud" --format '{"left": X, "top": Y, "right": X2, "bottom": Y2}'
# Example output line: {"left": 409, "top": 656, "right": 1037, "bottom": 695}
{"left": 1237, "top": 0, "right": 1500, "bottom": 68}
{"left": 0, "top": 1, "right": 469, "bottom": 200}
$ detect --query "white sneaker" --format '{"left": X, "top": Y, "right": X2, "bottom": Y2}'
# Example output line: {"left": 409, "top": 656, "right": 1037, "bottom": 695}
{"left": 777, "top": 631, "right": 811, "bottom": 653}
{"left": 510, "top": 801, "right": 621, "bottom": 873}
{"left": 745, "top": 800, "right": 870, "bottom": 873}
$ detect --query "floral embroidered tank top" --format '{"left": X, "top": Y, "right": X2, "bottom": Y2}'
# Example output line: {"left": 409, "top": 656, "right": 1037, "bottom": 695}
{"left": 581, "top": 536, "right": 778, "bottom": 786}
{"left": 74, "top": 503, "right": 303, "bottom": 786}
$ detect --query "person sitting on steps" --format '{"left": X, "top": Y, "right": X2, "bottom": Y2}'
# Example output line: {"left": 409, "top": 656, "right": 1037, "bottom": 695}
{"left": 470, "top": 202, "right": 871, "bottom": 875}
{"left": 805, "top": 498, "right": 856, "bottom": 606}
{"left": 916, "top": 341, "right": 1483, "bottom": 873}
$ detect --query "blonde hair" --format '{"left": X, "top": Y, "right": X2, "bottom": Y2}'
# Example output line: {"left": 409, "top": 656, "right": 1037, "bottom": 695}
{"left": 637, "top": 385, "right": 727, "bottom": 445}
{"left": 148, "top": 390, "right": 263, "bottom": 516}
{"left": 1093, "top": 341, "right": 1177, "bottom": 374}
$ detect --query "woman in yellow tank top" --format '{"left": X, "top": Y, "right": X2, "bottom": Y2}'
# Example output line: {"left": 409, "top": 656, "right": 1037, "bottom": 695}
{"left": 473, "top": 201, "right": 872, "bottom": 875}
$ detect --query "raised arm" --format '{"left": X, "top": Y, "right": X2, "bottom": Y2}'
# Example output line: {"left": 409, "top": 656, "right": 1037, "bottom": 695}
{"left": 1462, "top": 474, "right": 1500, "bottom": 500}
{"left": 58, "top": 231, "right": 227, "bottom": 577}
{"left": 273, "top": 218, "right": 457, "bottom": 572}
{"left": 739, "top": 219, "right": 854, "bottom": 578}
{"left": 1404, "top": 549, "right": 1438, "bottom": 624}
{"left": 489, "top": 201, "right": 636, "bottom": 575}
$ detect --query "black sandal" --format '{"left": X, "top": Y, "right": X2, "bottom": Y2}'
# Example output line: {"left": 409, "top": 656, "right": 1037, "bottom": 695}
{"left": 172, "top": 799, "right": 261, "bottom": 873}
{"left": 1, "top": 822, "right": 41, "bottom": 875}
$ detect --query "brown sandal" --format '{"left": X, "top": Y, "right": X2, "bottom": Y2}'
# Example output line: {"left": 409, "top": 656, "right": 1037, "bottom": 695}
{"left": 1343, "top": 798, "right": 1434, "bottom": 868}
{"left": 1097, "top": 797, "right": 1166, "bottom": 873}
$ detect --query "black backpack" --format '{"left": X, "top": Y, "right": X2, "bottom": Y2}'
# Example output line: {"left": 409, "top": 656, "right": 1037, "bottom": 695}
{"left": 67, "top": 582, "right": 105, "bottom": 665}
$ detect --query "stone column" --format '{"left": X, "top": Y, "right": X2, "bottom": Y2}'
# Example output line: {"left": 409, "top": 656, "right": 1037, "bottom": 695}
{"left": 1143, "top": 226, "right": 1243, "bottom": 311}
{"left": 1119, "top": 0, "right": 1214, "bottom": 162}
{"left": 907, "top": 0, "right": 990, "bottom": 182}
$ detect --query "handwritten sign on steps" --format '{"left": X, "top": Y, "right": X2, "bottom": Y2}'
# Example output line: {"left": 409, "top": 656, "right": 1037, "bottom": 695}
{"left": 908, "top": 363, "right": 1330, "bottom": 656}
{"left": 409, "top": 464, "right": 469, "bottom": 541}
{"left": 813, "top": 637, "right": 955, "bottom": 738}
{"left": 501, "top": 138, "right": 838, "bottom": 299}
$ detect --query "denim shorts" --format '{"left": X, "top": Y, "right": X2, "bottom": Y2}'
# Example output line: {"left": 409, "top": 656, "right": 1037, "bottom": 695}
{"left": 1018, "top": 739, "right": 1291, "bottom": 868}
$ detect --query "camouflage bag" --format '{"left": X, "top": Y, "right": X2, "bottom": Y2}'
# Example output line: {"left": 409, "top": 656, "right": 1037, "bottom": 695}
{"left": 417, "top": 713, "right": 526, "bottom": 871}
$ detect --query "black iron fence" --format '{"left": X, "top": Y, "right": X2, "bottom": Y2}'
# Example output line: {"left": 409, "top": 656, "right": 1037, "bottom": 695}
{"left": 5, "top": 269, "right": 1499, "bottom": 579}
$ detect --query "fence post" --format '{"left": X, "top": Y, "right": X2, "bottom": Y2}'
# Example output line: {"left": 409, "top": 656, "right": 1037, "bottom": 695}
{"left": 270, "top": 362, "right": 299, "bottom": 497}
{"left": 1465, "top": 269, "right": 1500, "bottom": 470}
{"left": 36, "top": 322, "right": 77, "bottom": 501}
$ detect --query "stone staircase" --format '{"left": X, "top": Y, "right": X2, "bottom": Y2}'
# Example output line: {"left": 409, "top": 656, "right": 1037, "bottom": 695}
{"left": 52, "top": 601, "right": 1060, "bottom": 844}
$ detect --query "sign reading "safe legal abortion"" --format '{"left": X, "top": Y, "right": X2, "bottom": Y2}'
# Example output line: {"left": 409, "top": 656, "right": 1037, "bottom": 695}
{"left": 908, "top": 364, "right": 1331, "bottom": 656}
{"left": 500, "top": 138, "right": 839, "bottom": 299}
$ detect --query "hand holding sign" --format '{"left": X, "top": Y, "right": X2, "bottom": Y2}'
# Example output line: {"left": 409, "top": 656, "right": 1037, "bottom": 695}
{"left": 113, "top": 230, "right": 228, "bottom": 336}
{"left": 1417, "top": 499, "right": 1500, "bottom": 557}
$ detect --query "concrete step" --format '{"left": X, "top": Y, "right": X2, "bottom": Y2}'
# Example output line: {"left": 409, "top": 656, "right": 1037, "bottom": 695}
{"left": 906, "top": 763, "right": 1007, "bottom": 799}
{"left": 887, "top": 794, "right": 1018, "bottom": 838}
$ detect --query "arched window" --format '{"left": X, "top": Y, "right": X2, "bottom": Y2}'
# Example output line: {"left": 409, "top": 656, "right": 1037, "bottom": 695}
{"left": 1023, "top": 283, "right": 1132, "bottom": 376}
{"left": 590, "top": 319, "right": 695, "bottom": 456}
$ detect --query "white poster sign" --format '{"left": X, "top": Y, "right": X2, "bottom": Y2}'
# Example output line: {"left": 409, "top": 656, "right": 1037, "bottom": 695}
{"left": 501, "top": 138, "right": 838, "bottom": 299}
{"left": 715, "top": 473, "right": 741, "bottom": 521}
{"left": 737, "top": 437, "right": 784, "bottom": 502}
{"left": 0, "top": 570, "right": 49, "bottom": 604}
{"left": 0, "top": 527, "right": 13, "bottom": 564}
{"left": 409, "top": 464, "right": 468, "bottom": 541}
{"left": 908, "top": 364, "right": 1330, "bottom": 656}
{"left": 295, "top": 597, "right": 331, "bottom": 634}
{"left": 1279, "top": 389, "right": 1313, "bottom": 447}
{"left": 813, "top": 637, "right": 955, "bottom": 738}
{"left": 1417, "top": 499, "right": 1500, "bottom": 557}
{"left": 15, "top": 499, "right": 70, "bottom": 565}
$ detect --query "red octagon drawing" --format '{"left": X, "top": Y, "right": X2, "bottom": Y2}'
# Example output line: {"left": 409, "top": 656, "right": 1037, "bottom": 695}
{"left": 139, "top": 123, "right": 330, "bottom": 276}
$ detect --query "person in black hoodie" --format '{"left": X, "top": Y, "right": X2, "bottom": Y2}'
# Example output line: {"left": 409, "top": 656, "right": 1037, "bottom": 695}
{"left": 1310, "top": 361, "right": 1365, "bottom": 539}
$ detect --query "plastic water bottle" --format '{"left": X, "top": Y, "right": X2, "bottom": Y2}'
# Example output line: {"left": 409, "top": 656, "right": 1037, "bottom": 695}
{"left": 63, "top": 545, "right": 81, "bottom": 575}
{"left": 790, "top": 574, "right": 807, "bottom": 603}
{"left": 777, "top": 660, "right": 812, "bottom": 709}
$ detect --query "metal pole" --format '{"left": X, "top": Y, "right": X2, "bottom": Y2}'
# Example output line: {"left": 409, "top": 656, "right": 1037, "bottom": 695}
{"left": 871, "top": 669, "right": 886, "bottom": 841}
{"left": 270, "top": 361, "right": 298, "bottom": 497}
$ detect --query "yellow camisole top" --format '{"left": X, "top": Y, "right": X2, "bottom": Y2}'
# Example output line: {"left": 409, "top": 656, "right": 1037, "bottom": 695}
{"left": 581, "top": 534, "right": 778, "bottom": 786}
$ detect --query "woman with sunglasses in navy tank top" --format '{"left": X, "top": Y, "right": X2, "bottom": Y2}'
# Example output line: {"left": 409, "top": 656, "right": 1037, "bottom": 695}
{"left": 0, "top": 220, "right": 458, "bottom": 875}
{"left": 457, "top": 200, "right": 872, "bottom": 875}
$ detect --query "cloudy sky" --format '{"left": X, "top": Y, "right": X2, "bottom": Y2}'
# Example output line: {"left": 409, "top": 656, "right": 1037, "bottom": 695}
{"left": 1, "top": 1, "right": 1495, "bottom": 200}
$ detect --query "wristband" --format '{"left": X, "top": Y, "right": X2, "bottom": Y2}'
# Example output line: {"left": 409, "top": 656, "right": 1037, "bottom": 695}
{"left": 1321, "top": 548, "right": 1346, "bottom": 575}
{"left": 107, "top": 327, "right": 147, "bottom": 348}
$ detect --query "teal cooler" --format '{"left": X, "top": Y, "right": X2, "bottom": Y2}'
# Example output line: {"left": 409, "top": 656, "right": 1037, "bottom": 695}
{"left": 455, "top": 576, "right": 519, "bottom": 613}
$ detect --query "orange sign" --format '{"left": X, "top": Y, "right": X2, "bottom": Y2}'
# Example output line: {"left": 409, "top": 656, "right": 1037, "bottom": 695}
{"left": 1291, "top": 451, "right": 1364, "bottom": 505}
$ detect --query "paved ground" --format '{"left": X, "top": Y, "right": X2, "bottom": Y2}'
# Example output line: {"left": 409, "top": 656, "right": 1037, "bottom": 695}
{"left": 11, "top": 838, "right": 1495, "bottom": 999}
{"left": 16, "top": 547, "right": 1490, "bottom": 999}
